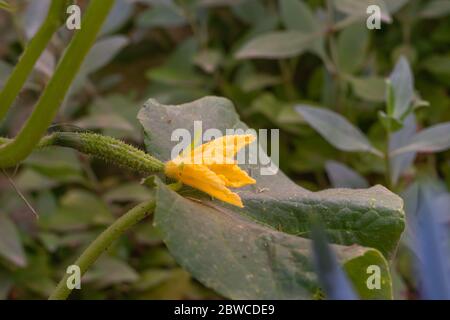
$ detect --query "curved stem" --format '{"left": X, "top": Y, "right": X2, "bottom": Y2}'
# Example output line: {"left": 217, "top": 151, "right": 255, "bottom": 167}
{"left": 0, "top": 0, "right": 115, "bottom": 169}
{"left": 0, "top": 0, "right": 67, "bottom": 122}
{"left": 49, "top": 200, "right": 156, "bottom": 300}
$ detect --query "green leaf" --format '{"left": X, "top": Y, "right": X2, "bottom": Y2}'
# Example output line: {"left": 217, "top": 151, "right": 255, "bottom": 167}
{"left": 0, "top": 214, "right": 27, "bottom": 267}
{"left": 0, "top": 270, "right": 13, "bottom": 299}
{"left": 333, "top": 0, "right": 392, "bottom": 23}
{"left": 391, "top": 122, "right": 450, "bottom": 156}
{"left": 137, "top": 4, "right": 186, "bottom": 28}
{"left": 83, "top": 256, "right": 138, "bottom": 289}
{"left": 347, "top": 76, "right": 386, "bottom": 102}
{"left": 193, "top": 49, "right": 223, "bottom": 74}
{"left": 39, "top": 190, "right": 114, "bottom": 231}
{"left": 378, "top": 111, "right": 404, "bottom": 132}
{"left": 337, "top": 23, "right": 369, "bottom": 74}
{"left": 138, "top": 96, "right": 405, "bottom": 299}
{"left": 235, "top": 31, "right": 321, "bottom": 59}
{"left": 279, "top": 0, "right": 319, "bottom": 32}
{"left": 388, "top": 56, "right": 414, "bottom": 120}
{"left": 104, "top": 182, "right": 151, "bottom": 203}
{"left": 296, "top": 105, "right": 382, "bottom": 156}
{"left": 325, "top": 160, "right": 369, "bottom": 189}
{"left": 154, "top": 178, "right": 393, "bottom": 299}
{"left": 422, "top": 54, "right": 450, "bottom": 76}
{"left": 419, "top": 0, "right": 450, "bottom": 19}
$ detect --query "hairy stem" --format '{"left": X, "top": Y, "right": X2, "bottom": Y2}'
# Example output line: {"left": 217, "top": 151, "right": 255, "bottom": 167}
{"left": 0, "top": 0, "right": 115, "bottom": 169}
{"left": 49, "top": 200, "right": 156, "bottom": 300}
{"left": 0, "top": 132, "right": 165, "bottom": 174}
{"left": 0, "top": 0, "right": 68, "bottom": 122}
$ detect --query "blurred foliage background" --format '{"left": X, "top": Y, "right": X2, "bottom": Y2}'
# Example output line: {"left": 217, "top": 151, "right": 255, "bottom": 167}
{"left": 0, "top": 0, "right": 449, "bottom": 299}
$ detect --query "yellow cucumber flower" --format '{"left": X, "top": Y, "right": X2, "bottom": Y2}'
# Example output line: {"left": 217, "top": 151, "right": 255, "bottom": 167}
{"left": 165, "top": 134, "right": 256, "bottom": 207}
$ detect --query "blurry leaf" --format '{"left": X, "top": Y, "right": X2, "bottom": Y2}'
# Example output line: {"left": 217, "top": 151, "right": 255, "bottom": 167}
{"left": 147, "top": 38, "right": 205, "bottom": 87}
{"left": 13, "top": 250, "right": 55, "bottom": 297}
{"left": 337, "top": 23, "right": 369, "bottom": 74}
{"left": 435, "top": 193, "right": 450, "bottom": 224}
{"left": 140, "top": 247, "right": 177, "bottom": 268}
{"left": 21, "top": 0, "right": 49, "bottom": 39}
{"left": 389, "top": 114, "right": 417, "bottom": 185}
{"left": 385, "top": 0, "right": 410, "bottom": 13}
{"left": 75, "top": 113, "right": 135, "bottom": 132}
{"left": 240, "top": 73, "right": 281, "bottom": 92}
{"left": 235, "top": 31, "right": 321, "bottom": 59}
{"left": 22, "top": 147, "right": 86, "bottom": 185}
{"left": 388, "top": 56, "right": 414, "bottom": 119}
{"left": 100, "top": 0, "right": 133, "bottom": 36}
{"left": 0, "top": 271, "right": 12, "bottom": 299}
{"left": 38, "top": 232, "right": 60, "bottom": 253}
{"left": 333, "top": 0, "right": 392, "bottom": 23}
{"left": 193, "top": 49, "right": 223, "bottom": 73}
{"left": 81, "top": 94, "right": 143, "bottom": 140}
{"left": 79, "top": 36, "right": 129, "bottom": 77}
{"left": 104, "top": 182, "right": 151, "bottom": 203}
{"left": 35, "top": 190, "right": 58, "bottom": 217}
{"left": 231, "top": 0, "right": 268, "bottom": 25}
{"left": 84, "top": 256, "right": 138, "bottom": 289}
{"left": 311, "top": 223, "right": 358, "bottom": 300}
{"left": 0, "top": 213, "right": 27, "bottom": 267}
{"left": 134, "top": 222, "right": 164, "bottom": 246}
{"left": 137, "top": 4, "right": 186, "bottom": 28}
{"left": 0, "top": 61, "right": 12, "bottom": 87}
{"left": 198, "top": 0, "right": 243, "bottom": 6}
{"left": 422, "top": 54, "right": 450, "bottom": 76}
{"left": 136, "top": 268, "right": 192, "bottom": 299}
{"left": 14, "top": 168, "right": 58, "bottom": 191}
{"left": 419, "top": 0, "right": 450, "bottom": 19}
{"left": 279, "top": 0, "right": 324, "bottom": 57}
{"left": 133, "top": 269, "right": 174, "bottom": 291}
{"left": 279, "top": 0, "right": 319, "bottom": 32}
{"left": 347, "top": 76, "right": 385, "bottom": 102}
{"left": 325, "top": 160, "right": 369, "bottom": 188}
{"left": 39, "top": 190, "right": 113, "bottom": 231}
{"left": 296, "top": 105, "right": 382, "bottom": 156}
{"left": 414, "top": 187, "right": 450, "bottom": 299}
{"left": 391, "top": 122, "right": 450, "bottom": 155}
{"left": 249, "top": 93, "right": 302, "bottom": 132}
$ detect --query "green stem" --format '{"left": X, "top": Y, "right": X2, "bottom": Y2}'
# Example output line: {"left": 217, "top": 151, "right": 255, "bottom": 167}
{"left": 0, "top": 0, "right": 115, "bottom": 169}
{"left": 0, "top": 0, "right": 67, "bottom": 122}
{"left": 0, "top": 132, "right": 165, "bottom": 174}
{"left": 279, "top": 60, "right": 297, "bottom": 100}
{"left": 49, "top": 200, "right": 156, "bottom": 300}
{"left": 385, "top": 130, "right": 392, "bottom": 190}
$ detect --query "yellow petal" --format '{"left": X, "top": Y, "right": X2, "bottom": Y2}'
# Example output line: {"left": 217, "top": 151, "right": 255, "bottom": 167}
{"left": 165, "top": 161, "right": 244, "bottom": 207}
{"left": 208, "top": 164, "right": 256, "bottom": 188}
{"left": 191, "top": 134, "right": 255, "bottom": 164}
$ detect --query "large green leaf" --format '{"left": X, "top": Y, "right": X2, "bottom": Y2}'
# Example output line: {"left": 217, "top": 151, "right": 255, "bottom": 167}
{"left": 154, "top": 178, "right": 392, "bottom": 299}
{"left": 138, "top": 96, "right": 405, "bottom": 299}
